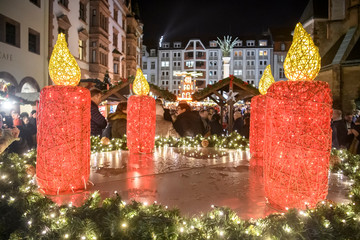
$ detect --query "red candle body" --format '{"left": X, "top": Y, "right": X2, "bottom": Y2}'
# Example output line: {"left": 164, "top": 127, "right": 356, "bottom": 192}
{"left": 249, "top": 95, "right": 266, "bottom": 167}
{"left": 127, "top": 95, "right": 156, "bottom": 153}
{"left": 36, "top": 86, "right": 90, "bottom": 194}
{"left": 264, "top": 81, "right": 332, "bottom": 209}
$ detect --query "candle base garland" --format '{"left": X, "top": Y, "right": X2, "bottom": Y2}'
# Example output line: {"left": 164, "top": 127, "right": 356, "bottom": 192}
{"left": 37, "top": 86, "right": 90, "bottom": 194}
{"left": 264, "top": 81, "right": 332, "bottom": 210}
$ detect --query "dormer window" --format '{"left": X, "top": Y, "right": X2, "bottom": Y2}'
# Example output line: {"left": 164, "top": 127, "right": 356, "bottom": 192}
{"left": 163, "top": 43, "right": 169, "bottom": 48}
{"left": 246, "top": 40, "right": 255, "bottom": 46}
{"left": 259, "top": 40, "right": 267, "bottom": 46}
{"left": 234, "top": 40, "right": 242, "bottom": 47}
{"left": 174, "top": 42, "right": 181, "bottom": 48}
{"left": 209, "top": 41, "right": 217, "bottom": 47}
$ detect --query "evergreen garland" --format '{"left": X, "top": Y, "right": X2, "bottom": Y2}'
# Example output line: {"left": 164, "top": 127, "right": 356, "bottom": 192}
{"left": 1, "top": 148, "right": 359, "bottom": 239}
{"left": 91, "top": 132, "right": 249, "bottom": 153}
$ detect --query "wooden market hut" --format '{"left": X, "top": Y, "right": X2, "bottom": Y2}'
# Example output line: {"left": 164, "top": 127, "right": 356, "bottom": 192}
{"left": 192, "top": 76, "right": 260, "bottom": 131}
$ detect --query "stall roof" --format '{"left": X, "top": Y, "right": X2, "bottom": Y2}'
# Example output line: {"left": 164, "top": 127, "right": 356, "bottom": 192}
{"left": 192, "top": 76, "right": 260, "bottom": 103}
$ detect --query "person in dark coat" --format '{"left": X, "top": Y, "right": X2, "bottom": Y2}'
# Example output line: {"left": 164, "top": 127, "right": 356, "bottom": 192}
{"left": 209, "top": 113, "right": 225, "bottom": 136}
{"left": 333, "top": 110, "right": 353, "bottom": 149}
{"left": 173, "top": 102, "right": 205, "bottom": 137}
{"left": 241, "top": 117, "right": 250, "bottom": 139}
{"left": 90, "top": 88, "right": 107, "bottom": 136}
{"left": 106, "top": 101, "right": 127, "bottom": 138}
{"left": 232, "top": 111, "right": 243, "bottom": 133}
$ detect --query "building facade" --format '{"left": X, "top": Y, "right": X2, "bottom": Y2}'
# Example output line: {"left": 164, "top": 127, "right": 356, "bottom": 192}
{"left": 0, "top": 0, "right": 48, "bottom": 95}
{"left": 148, "top": 36, "right": 273, "bottom": 95}
{"left": 0, "top": 0, "right": 142, "bottom": 105}
{"left": 142, "top": 45, "right": 158, "bottom": 84}
{"left": 300, "top": 0, "right": 360, "bottom": 112}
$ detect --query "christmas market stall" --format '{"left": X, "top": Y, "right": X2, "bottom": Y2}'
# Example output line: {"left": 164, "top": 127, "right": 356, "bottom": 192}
{"left": 192, "top": 76, "right": 260, "bottom": 131}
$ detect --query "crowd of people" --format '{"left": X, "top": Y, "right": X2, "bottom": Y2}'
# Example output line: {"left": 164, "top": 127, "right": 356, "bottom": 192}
{"left": 90, "top": 89, "right": 251, "bottom": 139}
{"left": 0, "top": 109, "right": 37, "bottom": 154}
{"left": 332, "top": 109, "right": 360, "bottom": 154}
{"left": 2, "top": 89, "right": 359, "bottom": 156}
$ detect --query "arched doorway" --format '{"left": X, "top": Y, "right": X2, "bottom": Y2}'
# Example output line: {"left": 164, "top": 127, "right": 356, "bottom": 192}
{"left": 19, "top": 77, "right": 40, "bottom": 93}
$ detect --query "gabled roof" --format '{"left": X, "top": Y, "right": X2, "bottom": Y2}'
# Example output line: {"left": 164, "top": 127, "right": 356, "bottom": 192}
{"left": 192, "top": 76, "right": 259, "bottom": 102}
{"left": 346, "top": 36, "right": 360, "bottom": 62}
{"left": 299, "top": 0, "right": 328, "bottom": 24}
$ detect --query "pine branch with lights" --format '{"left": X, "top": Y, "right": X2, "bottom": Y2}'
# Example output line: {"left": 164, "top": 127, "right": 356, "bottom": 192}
{"left": 91, "top": 132, "right": 249, "bottom": 153}
{"left": 2, "top": 149, "right": 360, "bottom": 239}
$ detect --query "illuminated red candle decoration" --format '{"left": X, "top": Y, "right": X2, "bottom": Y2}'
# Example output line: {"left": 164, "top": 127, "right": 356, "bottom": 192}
{"left": 249, "top": 65, "right": 274, "bottom": 167}
{"left": 263, "top": 23, "right": 332, "bottom": 210}
{"left": 36, "top": 33, "right": 91, "bottom": 194}
{"left": 127, "top": 68, "right": 156, "bottom": 153}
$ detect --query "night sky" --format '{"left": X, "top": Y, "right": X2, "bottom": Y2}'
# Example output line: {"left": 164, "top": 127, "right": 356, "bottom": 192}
{"left": 136, "top": 0, "right": 309, "bottom": 47}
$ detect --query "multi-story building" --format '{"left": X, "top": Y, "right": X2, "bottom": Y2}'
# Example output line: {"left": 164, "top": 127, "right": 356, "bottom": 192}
{"left": 125, "top": 5, "right": 143, "bottom": 77}
{"left": 0, "top": 0, "right": 48, "bottom": 96}
{"left": 300, "top": 0, "right": 360, "bottom": 112}
{"left": 142, "top": 45, "right": 158, "bottom": 84}
{"left": 0, "top": 0, "right": 142, "bottom": 104}
{"left": 152, "top": 36, "right": 273, "bottom": 95}
{"left": 268, "top": 27, "right": 292, "bottom": 82}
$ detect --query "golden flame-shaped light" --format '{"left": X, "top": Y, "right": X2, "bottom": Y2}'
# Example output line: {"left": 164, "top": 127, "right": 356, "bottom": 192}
{"left": 49, "top": 33, "right": 81, "bottom": 86}
{"left": 284, "top": 23, "right": 321, "bottom": 81}
{"left": 259, "top": 65, "right": 275, "bottom": 95}
{"left": 133, "top": 68, "right": 150, "bottom": 95}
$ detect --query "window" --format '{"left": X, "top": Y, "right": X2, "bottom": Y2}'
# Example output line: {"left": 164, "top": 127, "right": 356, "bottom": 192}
{"left": 259, "top": 50, "right": 264, "bottom": 56}
{"left": 161, "top": 52, "right": 169, "bottom": 58}
{"left": 209, "top": 71, "right": 213, "bottom": 76}
{"left": 210, "top": 41, "right": 217, "bottom": 47}
{"left": 28, "top": 29, "right": 40, "bottom": 54}
{"left": 174, "top": 42, "right": 181, "bottom": 48}
{"left": 195, "top": 61, "right": 204, "bottom": 67}
{"left": 113, "top": 8, "right": 118, "bottom": 22}
{"left": 280, "top": 55, "right": 285, "bottom": 62}
{"left": 114, "top": 63, "right": 119, "bottom": 74}
{"left": 113, "top": 32, "right": 118, "bottom": 47}
{"left": 0, "top": 15, "right": 21, "bottom": 48}
{"left": 78, "top": 39, "right": 85, "bottom": 60}
{"left": 143, "top": 62, "right": 147, "bottom": 69}
{"left": 150, "top": 49, "right": 156, "bottom": 56}
{"left": 234, "top": 51, "right": 242, "bottom": 57}
{"left": 264, "top": 50, "right": 268, "bottom": 56}
{"left": 214, "top": 71, "right": 217, "bottom": 76}
{"left": 247, "top": 60, "right": 254, "bottom": 66}
{"left": 246, "top": 40, "right": 255, "bottom": 46}
{"left": 260, "top": 60, "right": 263, "bottom": 65}
{"left": 163, "top": 43, "right": 169, "bottom": 48}
{"left": 260, "top": 71, "right": 263, "bottom": 75}
{"left": 210, "top": 51, "right": 217, "bottom": 57}
{"left": 280, "top": 43, "right": 286, "bottom": 51}
{"left": 186, "top": 61, "right": 194, "bottom": 67}
{"left": 29, "top": 0, "right": 40, "bottom": 7}
{"left": 234, "top": 70, "right": 242, "bottom": 76}
{"left": 186, "top": 52, "right": 193, "bottom": 58}
{"left": 234, "top": 41, "right": 242, "bottom": 47}
{"left": 79, "top": 2, "right": 86, "bottom": 22}
{"left": 259, "top": 40, "right": 267, "bottom": 46}
{"left": 92, "top": 50, "right": 96, "bottom": 63}
{"left": 151, "top": 62, "right": 155, "bottom": 69}
{"left": 151, "top": 75, "right": 155, "bottom": 82}
{"left": 161, "top": 61, "right": 169, "bottom": 67}
{"left": 100, "top": 13, "right": 108, "bottom": 32}
{"left": 279, "top": 68, "right": 285, "bottom": 78}
{"left": 100, "top": 52, "right": 107, "bottom": 66}
{"left": 58, "top": 0, "right": 68, "bottom": 8}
